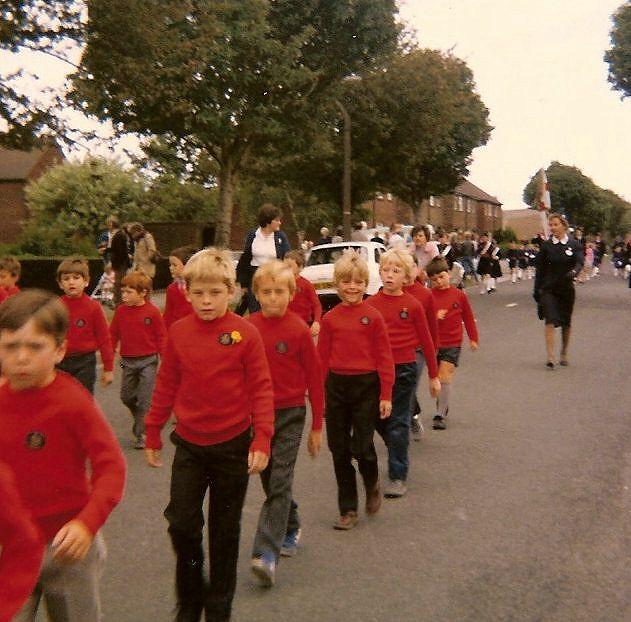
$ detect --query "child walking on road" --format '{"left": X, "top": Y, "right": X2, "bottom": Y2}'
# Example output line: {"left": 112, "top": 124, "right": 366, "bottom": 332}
{"left": 426, "top": 258, "right": 479, "bottom": 430}
{"left": 247, "top": 261, "right": 324, "bottom": 587}
{"left": 284, "top": 250, "right": 322, "bottom": 336}
{"left": 318, "top": 252, "right": 394, "bottom": 529}
{"left": 144, "top": 248, "right": 275, "bottom": 622}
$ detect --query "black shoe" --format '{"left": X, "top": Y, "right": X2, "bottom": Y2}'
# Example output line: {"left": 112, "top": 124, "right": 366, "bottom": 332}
{"left": 432, "top": 415, "right": 446, "bottom": 430}
{"left": 546, "top": 361, "right": 555, "bottom": 370}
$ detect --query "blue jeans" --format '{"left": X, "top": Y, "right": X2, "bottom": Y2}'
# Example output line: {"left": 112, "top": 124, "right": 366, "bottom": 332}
{"left": 378, "top": 361, "right": 418, "bottom": 481}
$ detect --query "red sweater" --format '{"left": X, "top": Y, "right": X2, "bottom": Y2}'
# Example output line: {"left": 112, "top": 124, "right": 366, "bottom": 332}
{"left": 288, "top": 276, "right": 322, "bottom": 325}
{"left": 61, "top": 294, "right": 114, "bottom": 371}
{"left": 110, "top": 301, "right": 167, "bottom": 357}
{"left": 248, "top": 311, "right": 324, "bottom": 430}
{"left": 0, "top": 373, "right": 126, "bottom": 542}
{"left": 145, "top": 312, "right": 275, "bottom": 454}
{"left": 0, "top": 285, "right": 19, "bottom": 304}
{"left": 163, "top": 280, "right": 193, "bottom": 329}
{"left": 431, "top": 286, "right": 479, "bottom": 348}
{"left": 317, "top": 301, "right": 395, "bottom": 401}
{"left": 404, "top": 281, "right": 438, "bottom": 347}
{"left": 367, "top": 290, "right": 438, "bottom": 378}
{"left": 0, "top": 462, "right": 45, "bottom": 622}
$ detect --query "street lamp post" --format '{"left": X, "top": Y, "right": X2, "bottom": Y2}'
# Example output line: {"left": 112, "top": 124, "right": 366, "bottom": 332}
{"left": 335, "top": 99, "right": 352, "bottom": 241}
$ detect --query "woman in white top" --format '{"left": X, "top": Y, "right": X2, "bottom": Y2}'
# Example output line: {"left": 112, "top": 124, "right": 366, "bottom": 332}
{"left": 410, "top": 225, "right": 439, "bottom": 271}
{"left": 236, "top": 204, "right": 291, "bottom": 313}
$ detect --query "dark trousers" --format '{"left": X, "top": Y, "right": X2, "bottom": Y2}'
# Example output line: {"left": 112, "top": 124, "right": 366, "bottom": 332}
{"left": 325, "top": 372, "right": 380, "bottom": 514}
{"left": 377, "top": 362, "right": 418, "bottom": 481}
{"left": 164, "top": 430, "right": 250, "bottom": 622}
{"left": 57, "top": 351, "right": 97, "bottom": 394}
{"left": 252, "top": 406, "right": 305, "bottom": 560}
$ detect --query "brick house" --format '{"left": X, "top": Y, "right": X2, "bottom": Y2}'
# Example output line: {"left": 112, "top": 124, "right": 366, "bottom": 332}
{"left": 0, "top": 143, "right": 65, "bottom": 244}
{"left": 362, "top": 180, "right": 503, "bottom": 233}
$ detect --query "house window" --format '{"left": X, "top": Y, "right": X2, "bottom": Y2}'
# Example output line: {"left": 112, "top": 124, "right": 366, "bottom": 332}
{"left": 429, "top": 195, "right": 435, "bottom": 207}
{"left": 466, "top": 199, "right": 472, "bottom": 213}
{"left": 386, "top": 193, "right": 393, "bottom": 201}
{"left": 457, "top": 196, "right": 464, "bottom": 212}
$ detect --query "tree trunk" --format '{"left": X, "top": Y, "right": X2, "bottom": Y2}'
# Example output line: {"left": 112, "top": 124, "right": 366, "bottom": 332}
{"left": 215, "top": 159, "right": 235, "bottom": 248}
{"left": 283, "top": 188, "right": 300, "bottom": 241}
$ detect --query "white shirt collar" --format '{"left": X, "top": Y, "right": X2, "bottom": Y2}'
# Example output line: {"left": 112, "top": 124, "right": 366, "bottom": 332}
{"left": 552, "top": 235, "right": 569, "bottom": 244}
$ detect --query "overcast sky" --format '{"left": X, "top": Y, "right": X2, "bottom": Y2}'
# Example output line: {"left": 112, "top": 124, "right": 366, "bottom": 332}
{"left": 399, "top": 0, "right": 631, "bottom": 209}
{"left": 2, "top": 1, "right": 630, "bottom": 210}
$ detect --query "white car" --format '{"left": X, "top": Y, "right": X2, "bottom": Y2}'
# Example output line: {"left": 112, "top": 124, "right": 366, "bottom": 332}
{"left": 302, "top": 241, "right": 386, "bottom": 311}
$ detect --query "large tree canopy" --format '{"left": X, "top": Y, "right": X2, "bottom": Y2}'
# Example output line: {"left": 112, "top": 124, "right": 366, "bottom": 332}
{"left": 605, "top": 1, "right": 631, "bottom": 98}
{"left": 523, "top": 162, "right": 631, "bottom": 236}
{"left": 70, "top": 0, "right": 399, "bottom": 246}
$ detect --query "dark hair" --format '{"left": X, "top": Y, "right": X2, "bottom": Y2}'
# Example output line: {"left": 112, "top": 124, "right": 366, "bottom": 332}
{"left": 411, "top": 225, "right": 432, "bottom": 240}
{"left": 258, "top": 204, "right": 282, "bottom": 228}
{"left": 169, "top": 245, "right": 199, "bottom": 265}
{"left": 57, "top": 257, "right": 90, "bottom": 280}
{"left": 426, "top": 257, "right": 450, "bottom": 277}
{"left": 0, "top": 256, "right": 21, "bottom": 278}
{"left": 122, "top": 271, "right": 152, "bottom": 293}
{"left": 0, "top": 289, "right": 68, "bottom": 345}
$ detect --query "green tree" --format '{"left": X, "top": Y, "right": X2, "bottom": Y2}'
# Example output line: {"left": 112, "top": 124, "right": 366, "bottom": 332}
{"left": 70, "top": 0, "right": 398, "bottom": 247}
{"left": 21, "top": 158, "right": 147, "bottom": 255}
{"left": 605, "top": 2, "right": 631, "bottom": 98}
{"left": 144, "top": 176, "right": 218, "bottom": 223}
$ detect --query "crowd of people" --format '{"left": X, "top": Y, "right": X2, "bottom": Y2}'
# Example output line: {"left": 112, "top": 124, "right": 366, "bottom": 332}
{"left": 0, "top": 208, "right": 626, "bottom": 622}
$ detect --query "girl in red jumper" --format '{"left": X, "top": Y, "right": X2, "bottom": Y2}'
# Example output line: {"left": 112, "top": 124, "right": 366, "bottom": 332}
{"left": 284, "top": 250, "right": 322, "bottom": 336}
{"left": 110, "top": 271, "right": 166, "bottom": 449}
{"left": 426, "top": 257, "right": 479, "bottom": 430}
{"left": 144, "top": 248, "right": 274, "bottom": 622}
{"left": 163, "top": 245, "right": 198, "bottom": 329}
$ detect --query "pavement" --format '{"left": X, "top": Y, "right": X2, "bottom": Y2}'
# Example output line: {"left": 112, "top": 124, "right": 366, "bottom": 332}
{"left": 47, "top": 268, "right": 631, "bottom": 621}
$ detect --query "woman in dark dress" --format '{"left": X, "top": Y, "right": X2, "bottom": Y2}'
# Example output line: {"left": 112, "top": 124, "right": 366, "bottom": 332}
{"left": 533, "top": 213, "right": 584, "bottom": 369}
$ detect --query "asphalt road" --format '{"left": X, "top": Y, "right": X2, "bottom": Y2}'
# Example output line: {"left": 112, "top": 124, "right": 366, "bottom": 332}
{"left": 55, "top": 270, "right": 631, "bottom": 621}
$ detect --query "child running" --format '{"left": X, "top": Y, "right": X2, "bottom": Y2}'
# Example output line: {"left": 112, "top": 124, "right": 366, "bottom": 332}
{"left": 367, "top": 249, "right": 440, "bottom": 498}
{"left": 247, "top": 260, "right": 324, "bottom": 587}
{"left": 163, "top": 245, "right": 198, "bottom": 329}
{"left": 318, "top": 251, "right": 394, "bottom": 529}
{"left": 0, "top": 290, "right": 126, "bottom": 622}
{"left": 144, "top": 248, "right": 274, "bottom": 622}
{"left": 110, "top": 271, "right": 166, "bottom": 449}
{"left": 57, "top": 257, "right": 114, "bottom": 394}
{"left": 426, "top": 257, "right": 479, "bottom": 430}
{"left": 284, "top": 250, "right": 322, "bottom": 336}
{"left": 0, "top": 256, "right": 21, "bottom": 304}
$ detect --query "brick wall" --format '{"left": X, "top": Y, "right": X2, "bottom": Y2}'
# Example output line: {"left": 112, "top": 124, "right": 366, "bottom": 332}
{"left": 0, "top": 182, "right": 28, "bottom": 244}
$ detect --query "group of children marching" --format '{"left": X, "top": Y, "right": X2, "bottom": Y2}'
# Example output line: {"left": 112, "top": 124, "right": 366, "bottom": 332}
{"left": 0, "top": 244, "right": 478, "bottom": 622}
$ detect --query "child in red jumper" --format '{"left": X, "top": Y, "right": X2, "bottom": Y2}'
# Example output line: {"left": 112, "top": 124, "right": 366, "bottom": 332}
{"left": 110, "top": 271, "right": 166, "bottom": 449}
{"left": 163, "top": 245, "right": 198, "bottom": 329}
{"left": 403, "top": 256, "right": 438, "bottom": 440}
{"left": 144, "top": 248, "right": 274, "bottom": 622}
{"left": 0, "top": 256, "right": 21, "bottom": 304}
{"left": 248, "top": 260, "right": 324, "bottom": 587}
{"left": 0, "top": 462, "right": 45, "bottom": 622}
{"left": 318, "top": 251, "right": 395, "bottom": 530}
{"left": 284, "top": 250, "right": 322, "bottom": 336}
{"left": 426, "top": 257, "right": 479, "bottom": 430}
{"left": 0, "top": 290, "right": 126, "bottom": 622}
{"left": 56, "top": 257, "right": 114, "bottom": 394}
{"left": 367, "top": 248, "right": 440, "bottom": 498}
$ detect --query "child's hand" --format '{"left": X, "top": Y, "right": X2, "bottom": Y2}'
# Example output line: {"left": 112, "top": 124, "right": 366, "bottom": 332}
{"left": 470, "top": 341, "right": 478, "bottom": 351}
{"left": 308, "top": 430, "right": 322, "bottom": 457}
{"left": 379, "top": 400, "right": 392, "bottom": 419}
{"left": 310, "top": 321, "right": 321, "bottom": 337}
{"left": 436, "top": 309, "right": 447, "bottom": 320}
{"left": 52, "top": 519, "right": 93, "bottom": 563}
{"left": 248, "top": 450, "right": 269, "bottom": 474}
{"left": 101, "top": 371, "right": 114, "bottom": 386}
{"left": 429, "top": 377, "right": 441, "bottom": 398}
{"left": 144, "top": 448, "right": 162, "bottom": 468}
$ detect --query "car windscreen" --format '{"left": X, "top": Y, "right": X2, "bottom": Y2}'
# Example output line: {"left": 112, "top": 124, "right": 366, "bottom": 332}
{"left": 306, "top": 245, "right": 369, "bottom": 266}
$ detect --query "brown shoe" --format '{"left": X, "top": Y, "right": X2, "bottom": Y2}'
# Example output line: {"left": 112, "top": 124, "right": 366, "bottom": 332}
{"left": 365, "top": 482, "right": 382, "bottom": 515}
{"left": 333, "top": 511, "right": 358, "bottom": 530}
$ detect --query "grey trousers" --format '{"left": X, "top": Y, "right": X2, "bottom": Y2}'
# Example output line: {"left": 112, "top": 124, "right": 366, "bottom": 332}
{"left": 252, "top": 406, "right": 306, "bottom": 560}
{"left": 13, "top": 533, "right": 106, "bottom": 622}
{"left": 120, "top": 354, "right": 158, "bottom": 439}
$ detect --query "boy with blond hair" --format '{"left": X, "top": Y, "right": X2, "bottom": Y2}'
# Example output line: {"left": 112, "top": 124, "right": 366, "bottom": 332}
{"left": 318, "top": 251, "right": 394, "bottom": 530}
{"left": 367, "top": 248, "right": 440, "bottom": 498}
{"left": 248, "top": 260, "right": 324, "bottom": 586}
{"left": 0, "top": 256, "right": 21, "bottom": 304}
{"left": 144, "top": 248, "right": 275, "bottom": 622}
{"left": 57, "top": 257, "right": 114, "bottom": 394}
{"left": 0, "top": 290, "right": 126, "bottom": 622}
{"left": 284, "top": 250, "right": 322, "bottom": 336}
{"left": 426, "top": 257, "right": 478, "bottom": 430}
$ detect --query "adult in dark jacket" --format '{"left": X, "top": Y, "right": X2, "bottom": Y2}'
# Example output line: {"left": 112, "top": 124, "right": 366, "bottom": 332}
{"left": 236, "top": 204, "right": 290, "bottom": 313}
{"left": 109, "top": 217, "right": 132, "bottom": 306}
{"left": 533, "top": 213, "right": 584, "bottom": 369}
